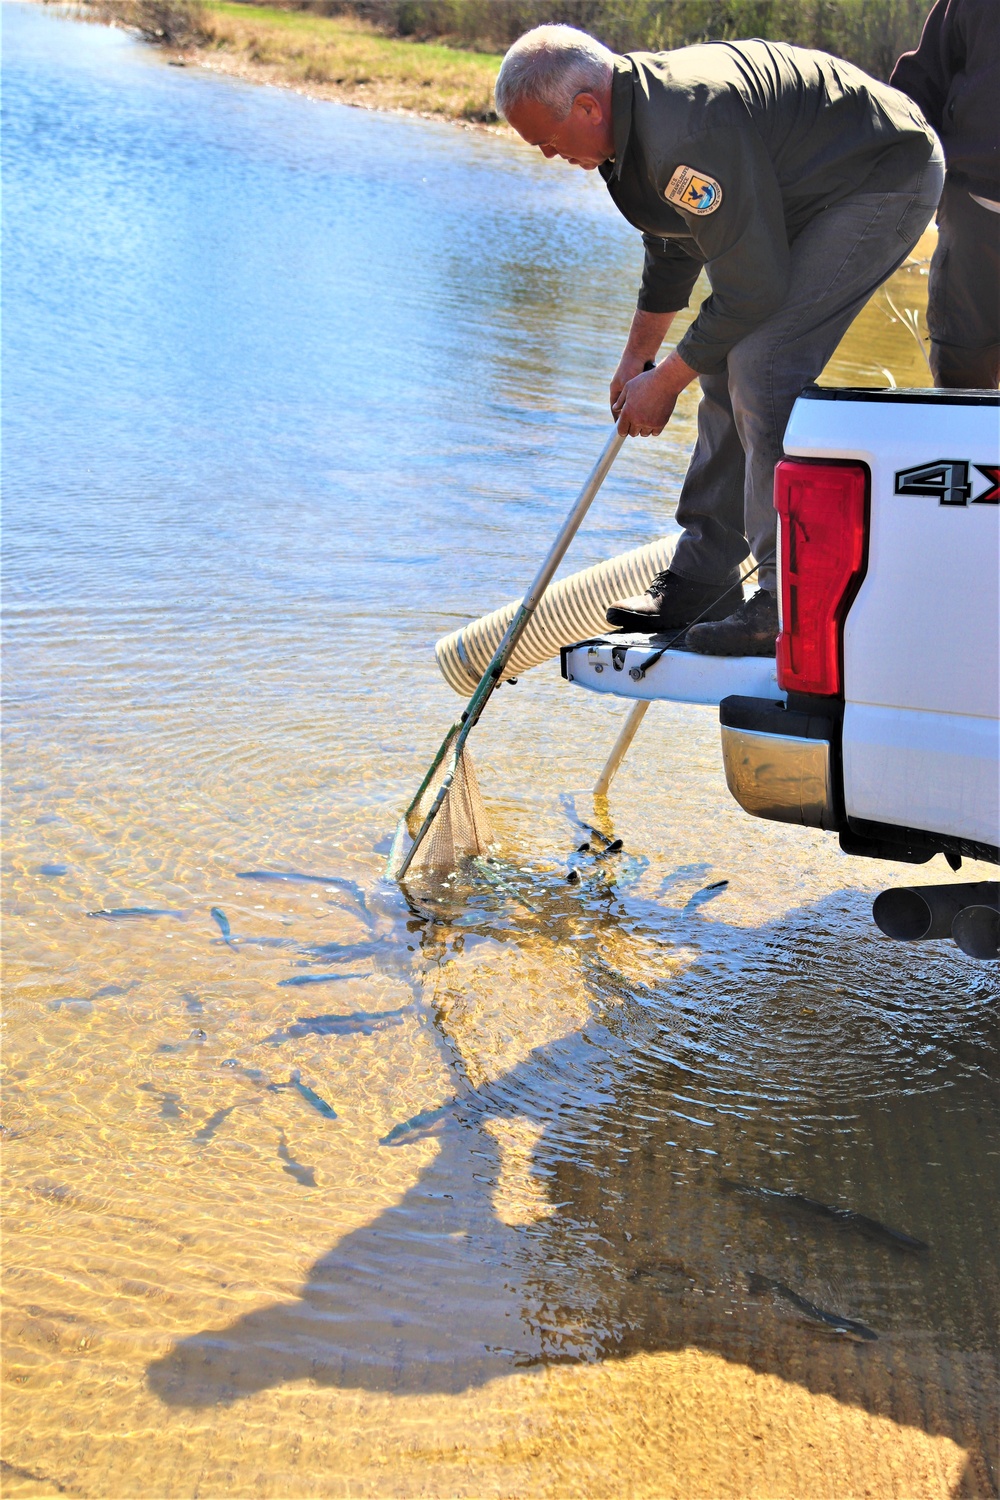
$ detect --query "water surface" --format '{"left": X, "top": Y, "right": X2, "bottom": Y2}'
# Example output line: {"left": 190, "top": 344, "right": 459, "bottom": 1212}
{"left": 3, "top": 6, "right": 997, "bottom": 1496}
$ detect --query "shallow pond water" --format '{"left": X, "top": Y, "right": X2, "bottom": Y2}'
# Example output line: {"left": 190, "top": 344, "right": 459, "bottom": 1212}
{"left": 2, "top": 5, "right": 998, "bottom": 1496}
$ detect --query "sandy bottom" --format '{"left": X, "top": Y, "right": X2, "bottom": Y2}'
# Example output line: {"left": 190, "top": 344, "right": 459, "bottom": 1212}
{"left": 0, "top": 1349, "right": 974, "bottom": 1498}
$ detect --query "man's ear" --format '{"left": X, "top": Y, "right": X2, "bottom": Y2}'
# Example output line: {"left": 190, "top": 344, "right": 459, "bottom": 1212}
{"left": 572, "top": 91, "right": 605, "bottom": 124}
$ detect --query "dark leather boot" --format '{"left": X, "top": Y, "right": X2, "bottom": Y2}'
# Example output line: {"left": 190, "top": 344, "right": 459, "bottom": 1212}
{"left": 685, "top": 588, "right": 779, "bottom": 657}
{"left": 605, "top": 570, "right": 744, "bottom": 631}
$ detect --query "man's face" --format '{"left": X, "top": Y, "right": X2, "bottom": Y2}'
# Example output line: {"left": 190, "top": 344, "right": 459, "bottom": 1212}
{"left": 506, "top": 92, "right": 613, "bottom": 170}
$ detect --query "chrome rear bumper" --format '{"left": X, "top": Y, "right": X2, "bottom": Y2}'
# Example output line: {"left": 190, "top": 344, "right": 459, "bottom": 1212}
{"left": 719, "top": 697, "right": 837, "bottom": 831}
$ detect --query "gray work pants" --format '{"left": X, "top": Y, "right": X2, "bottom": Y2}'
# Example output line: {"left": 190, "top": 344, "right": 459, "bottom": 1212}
{"left": 928, "top": 175, "right": 1000, "bottom": 389}
{"left": 670, "top": 147, "right": 945, "bottom": 594}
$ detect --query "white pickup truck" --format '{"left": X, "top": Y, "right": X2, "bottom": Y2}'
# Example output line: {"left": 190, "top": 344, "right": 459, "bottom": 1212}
{"left": 561, "top": 387, "right": 1000, "bottom": 960}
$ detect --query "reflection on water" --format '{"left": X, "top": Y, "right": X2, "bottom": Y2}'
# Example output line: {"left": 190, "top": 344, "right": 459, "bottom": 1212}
{"left": 2, "top": 4, "right": 997, "bottom": 1496}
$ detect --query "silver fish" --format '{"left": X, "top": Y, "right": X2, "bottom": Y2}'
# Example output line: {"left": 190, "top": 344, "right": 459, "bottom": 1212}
{"left": 380, "top": 1103, "right": 455, "bottom": 1147}
{"left": 193, "top": 1105, "right": 236, "bottom": 1144}
{"left": 725, "top": 1181, "right": 928, "bottom": 1252}
{"left": 748, "top": 1273, "right": 878, "bottom": 1341}
{"left": 278, "top": 972, "right": 372, "bottom": 987}
{"left": 88, "top": 907, "right": 184, "bottom": 920}
{"left": 263, "top": 1005, "right": 415, "bottom": 1043}
{"left": 268, "top": 1070, "right": 337, "bottom": 1120}
{"left": 210, "top": 907, "right": 233, "bottom": 944}
{"left": 683, "top": 880, "right": 729, "bottom": 911}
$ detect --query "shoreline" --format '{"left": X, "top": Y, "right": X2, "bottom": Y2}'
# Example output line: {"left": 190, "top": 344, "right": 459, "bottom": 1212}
{"left": 175, "top": 42, "right": 508, "bottom": 134}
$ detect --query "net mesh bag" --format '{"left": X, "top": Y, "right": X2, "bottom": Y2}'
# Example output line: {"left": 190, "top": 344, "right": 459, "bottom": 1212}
{"left": 405, "top": 746, "right": 495, "bottom": 874}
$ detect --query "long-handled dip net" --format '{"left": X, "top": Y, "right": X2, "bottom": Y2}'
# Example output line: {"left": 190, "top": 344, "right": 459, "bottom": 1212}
{"left": 387, "top": 426, "right": 627, "bottom": 880}
{"left": 399, "top": 739, "right": 496, "bottom": 877}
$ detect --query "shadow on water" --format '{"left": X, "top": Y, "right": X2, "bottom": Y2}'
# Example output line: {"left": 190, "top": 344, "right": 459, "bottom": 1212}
{"left": 147, "top": 844, "right": 1000, "bottom": 1494}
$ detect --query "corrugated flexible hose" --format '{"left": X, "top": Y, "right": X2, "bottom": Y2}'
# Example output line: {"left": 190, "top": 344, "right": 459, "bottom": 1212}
{"left": 434, "top": 536, "right": 677, "bottom": 695}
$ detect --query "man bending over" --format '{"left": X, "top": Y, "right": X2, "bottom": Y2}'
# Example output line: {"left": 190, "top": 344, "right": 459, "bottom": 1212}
{"left": 495, "top": 27, "right": 943, "bottom": 655}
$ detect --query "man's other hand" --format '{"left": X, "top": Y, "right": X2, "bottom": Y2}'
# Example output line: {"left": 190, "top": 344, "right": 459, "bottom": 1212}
{"left": 612, "top": 353, "right": 697, "bottom": 437}
{"left": 612, "top": 365, "right": 677, "bottom": 436}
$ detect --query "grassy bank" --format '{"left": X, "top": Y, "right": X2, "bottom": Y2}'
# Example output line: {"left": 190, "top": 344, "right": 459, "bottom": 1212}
{"left": 87, "top": 0, "right": 503, "bottom": 120}
{"left": 203, "top": 3, "right": 501, "bottom": 117}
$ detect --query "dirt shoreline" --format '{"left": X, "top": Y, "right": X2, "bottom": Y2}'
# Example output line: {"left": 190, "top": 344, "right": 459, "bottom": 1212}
{"left": 174, "top": 42, "right": 510, "bottom": 134}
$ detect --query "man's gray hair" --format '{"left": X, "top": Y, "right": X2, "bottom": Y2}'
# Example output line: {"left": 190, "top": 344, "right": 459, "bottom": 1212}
{"left": 494, "top": 25, "right": 615, "bottom": 122}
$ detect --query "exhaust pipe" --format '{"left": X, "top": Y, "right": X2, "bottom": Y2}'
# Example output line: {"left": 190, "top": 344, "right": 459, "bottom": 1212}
{"left": 951, "top": 904, "right": 1000, "bottom": 960}
{"left": 872, "top": 881, "right": 999, "bottom": 943}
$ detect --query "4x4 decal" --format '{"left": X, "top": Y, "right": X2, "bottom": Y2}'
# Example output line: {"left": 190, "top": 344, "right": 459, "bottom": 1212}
{"left": 895, "top": 460, "right": 1000, "bottom": 505}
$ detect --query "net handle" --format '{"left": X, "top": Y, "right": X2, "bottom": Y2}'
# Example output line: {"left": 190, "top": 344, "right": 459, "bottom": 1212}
{"left": 392, "top": 425, "right": 627, "bottom": 880}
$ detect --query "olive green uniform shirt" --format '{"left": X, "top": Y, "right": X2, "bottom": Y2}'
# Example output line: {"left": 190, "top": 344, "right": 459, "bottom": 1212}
{"left": 600, "top": 42, "right": 937, "bottom": 372}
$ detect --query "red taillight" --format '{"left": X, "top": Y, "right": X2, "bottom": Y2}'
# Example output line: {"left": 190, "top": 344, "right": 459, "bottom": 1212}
{"left": 774, "top": 459, "right": 868, "bottom": 696}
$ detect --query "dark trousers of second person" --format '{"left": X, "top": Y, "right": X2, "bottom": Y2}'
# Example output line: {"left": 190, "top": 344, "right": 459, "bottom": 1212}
{"left": 928, "top": 176, "right": 1000, "bottom": 388}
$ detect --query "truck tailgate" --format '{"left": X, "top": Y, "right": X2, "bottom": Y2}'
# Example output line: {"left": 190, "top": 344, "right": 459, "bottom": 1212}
{"left": 784, "top": 388, "right": 999, "bottom": 848}
{"left": 561, "top": 635, "right": 781, "bottom": 706}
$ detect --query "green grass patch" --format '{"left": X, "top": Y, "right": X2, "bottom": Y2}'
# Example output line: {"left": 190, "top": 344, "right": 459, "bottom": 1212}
{"left": 202, "top": 3, "right": 503, "bottom": 119}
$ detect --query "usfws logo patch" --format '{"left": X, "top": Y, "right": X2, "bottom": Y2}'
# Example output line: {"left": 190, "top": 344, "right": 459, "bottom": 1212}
{"left": 665, "top": 165, "right": 723, "bottom": 215}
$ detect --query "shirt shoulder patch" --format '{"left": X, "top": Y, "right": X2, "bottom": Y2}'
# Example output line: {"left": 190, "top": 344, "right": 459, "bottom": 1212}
{"left": 664, "top": 165, "right": 723, "bottom": 215}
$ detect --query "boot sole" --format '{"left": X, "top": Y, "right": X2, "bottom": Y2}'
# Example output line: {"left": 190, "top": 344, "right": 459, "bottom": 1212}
{"left": 605, "top": 595, "right": 742, "bottom": 632}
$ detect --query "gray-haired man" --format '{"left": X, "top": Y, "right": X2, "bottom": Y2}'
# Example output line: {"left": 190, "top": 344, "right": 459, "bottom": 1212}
{"left": 496, "top": 26, "right": 944, "bottom": 654}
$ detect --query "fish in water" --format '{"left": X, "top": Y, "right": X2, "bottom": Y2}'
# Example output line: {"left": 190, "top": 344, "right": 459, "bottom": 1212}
{"left": 277, "top": 1131, "right": 317, "bottom": 1187}
{"left": 380, "top": 1102, "right": 455, "bottom": 1147}
{"left": 220, "top": 1060, "right": 267, "bottom": 1082}
{"left": 578, "top": 822, "right": 616, "bottom": 849}
{"left": 236, "top": 871, "right": 370, "bottom": 915}
{"left": 237, "top": 869, "right": 374, "bottom": 928}
{"left": 138, "top": 1083, "right": 183, "bottom": 1119}
{"left": 156, "top": 1028, "right": 207, "bottom": 1053}
{"left": 225, "top": 935, "right": 301, "bottom": 949}
{"left": 268, "top": 1070, "right": 337, "bottom": 1120}
{"left": 210, "top": 907, "right": 233, "bottom": 945}
{"left": 300, "top": 940, "right": 379, "bottom": 963}
{"left": 656, "top": 863, "right": 712, "bottom": 897}
{"left": 683, "top": 880, "right": 729, "bottom": 912}
{"left": 263, "top": 1005, "right": 415, "bottom": 1044}
{"left": 627, "top": 1257, "right": 697, "bottom": 1292}
{"left": 593, "top": 838, "right": 624, "bottom": 861}
{"left": 747, "top": 1273, "right": 878, "bottom": 1341}
{"left": 47, "top": 996, "right": 93, "bottom": 1014}
{"left": 278, "top": 972, "right": 373, "bottom": 987}
{"left": 471, "top": 858, "right": 539, "bottom": 913}
{"left": 38, "top": 863, "right": 68, "bottom": 877}
{"left": 0, "top": 1461, "right": 69, "bottom": 1494}
{"left": 193, "top": 1105, "right": 237, "bottom": 1143}
{"left": 87, "top": 907, "right": 184, "bottom": 920}
{"left": 724, "top": 1181, "right": 928, "bottom": 1253}
{"left": 558, "top": 798, "right": 627, "bottom": 856}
